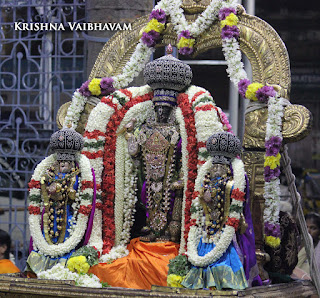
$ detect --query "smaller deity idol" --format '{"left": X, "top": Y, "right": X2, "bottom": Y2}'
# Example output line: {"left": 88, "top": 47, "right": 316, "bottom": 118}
{"left": 181, "top": 132, "right": 250, "bottom": 290}
{"left": 27, "top": 127, "right": 96, "bottom": 274}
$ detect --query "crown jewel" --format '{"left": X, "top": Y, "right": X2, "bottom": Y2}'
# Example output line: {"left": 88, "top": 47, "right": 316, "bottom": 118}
{"left": 143, "top": 52, "right": 193, "bottom": 92}
{"left": 206, "top": 132, "right": 241, "bottom": 165}
{"left": 50, "top": 127, "right": 84, "bottom": 161}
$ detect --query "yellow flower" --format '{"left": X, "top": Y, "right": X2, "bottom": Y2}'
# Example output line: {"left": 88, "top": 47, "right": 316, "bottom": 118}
{"left": 177, "top": 37, "right": 195, "bottom": 49}
{"left": 264, "top": 153, "right": 281, "bottom": 169}
{"left": 265, "top": 235, "right": 281, "bottom": 248}
{"left": 88, "top": 78, "right": 101, "bottom": 96}
{"left": 245, "top": 82, "right": 264, "bottom": 101}
{"left": 220, "top": 13, "right": 239, "bottom": 28}
{"left": 167, "top": 274, "right": 184, "bottom": 288}
{"left": 67, "top": 256, "right": 90, "bottom": 274}
{"left": 144, "top": 19, "right": 165, "bottom": 33}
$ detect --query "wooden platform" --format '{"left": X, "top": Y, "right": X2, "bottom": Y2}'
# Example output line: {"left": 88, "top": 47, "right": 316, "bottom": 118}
{"left": 0, "top": 275, "right": 318, "bottom": 297}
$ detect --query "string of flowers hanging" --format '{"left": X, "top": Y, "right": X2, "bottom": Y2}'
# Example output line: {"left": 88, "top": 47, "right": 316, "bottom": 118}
{"left": 64, "top": 0, "right": 286, "bottom": 249}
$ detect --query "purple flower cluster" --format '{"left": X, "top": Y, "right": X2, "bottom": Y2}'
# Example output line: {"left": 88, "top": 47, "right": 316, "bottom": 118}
{"left": 79, "top": 80, "right": 91, "bottom": 97}
{"left": 100, "top": 77, "right": 115, "bottom": 95}
{"left": 256, "top": 86, "right": 276, "bottom": 103}
{"left": 221, "top": 25, "right": 240, "bottom": 39}
{"left": 265, "top": 136, "right": 282, "bottom": 156}
{"left": 141, "top": 30, "right": 160, "bottom": 47}
{"left": 219, "top": 7, "right": 236, "bottom": 20}
{"left": 178, "top": 30, "right": 194, "bottom": 56}
{"left": 178, "top": 30, "right": 192, "bottom": 39}
{"left": 238, "top": 79, "right": 250, "bottom": 97}
{"left": 149, "top": 9, "right": 166, "bottom": 23}
{"left": 264, "top": 166, "right": 281, "bottom": 182}
{"left": 178, "top": 47, "right": 193, "bottom": 56}
{"left": 78, "top": 77, "right": 115, "bottom": 97}
{"left": 264, "top": 222, "right": 281, "bottom": 237}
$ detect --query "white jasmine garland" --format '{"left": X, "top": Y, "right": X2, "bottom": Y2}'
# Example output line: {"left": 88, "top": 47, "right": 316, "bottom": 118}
{"left": 175, "top": 107, "right": 189, "bottom": 254}
{"left": 37, "top": 264, "right": 102, "bottom": 288}
{"left": 64, "top": 91, "right": 89, "bottom": 129}
{"left": 99, "top": 245, "right": 129, "bottom": 263}
{"left": 187, "top": 158, "right": 245, "bottom": 267}
{"left": 160, "top": 0, "right": 224, "bottom": 38}
{"left": 28, "top": 154, "right": 94, "bottom": 257}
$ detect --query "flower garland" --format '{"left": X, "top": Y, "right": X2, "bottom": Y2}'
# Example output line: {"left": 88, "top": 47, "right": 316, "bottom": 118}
{"left": 63, "top": 0, "right": 238, "bottom": 128}
{"left": 28, "top": 153, "right": 94, "bottom": 257}
{"left": 37, "top": 263, "right": 103, "bottom": 288}
{"left": 187, "top": 157, "right": 245, "bottom": 267}
{"left": 219, "top": 1, "right": 285, "bottom": 248}
{"left": 82, "top": 85, "right": 228, "bottom": 258}
{"left": 263, "top": 97, "right": 284, "bottom": 248}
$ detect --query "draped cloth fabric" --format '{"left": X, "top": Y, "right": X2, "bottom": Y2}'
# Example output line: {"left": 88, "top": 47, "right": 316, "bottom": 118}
{"left": 0, "top": 259, "right": 20, "bottom": 274}
{"left": 89, "top": 238, "right": 179, "bottom": 289}
{"left": 181, "top": 238, "right": 248, "bottom": 290}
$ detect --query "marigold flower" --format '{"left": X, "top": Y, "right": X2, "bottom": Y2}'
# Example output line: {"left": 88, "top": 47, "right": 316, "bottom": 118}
{"left": 245, "top": 83, "right": 264, "bottom": 101}
{"left": 144, "top": 19, "right": 165, "bottom": 33}
{"left": 177, "top": 37, "right": 195, "bottom": 49}
{"left": 88, "top": 78, "right": 102, "bottom": 96}
{"left": 67, "top": 256, "right": 90, "bottom": 274}
{"left": 265, "top": 235, "right": 281, "bottom": 248}
{"left": 220, "top": 13, "right": 239, "bottom": 28}
{"left": 167, "top": 274, "right": 184, "bottom": 288}
{"left": 264, "top": 153, "right": 281, "bottom": 169}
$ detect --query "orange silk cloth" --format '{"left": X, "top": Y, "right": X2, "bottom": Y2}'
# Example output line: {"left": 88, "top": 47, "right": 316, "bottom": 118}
{"left": 0, "top": 259, "right": 20, "bottom": 274}
{"left": 89, "top": 238, "right": 179, "bottom": 290}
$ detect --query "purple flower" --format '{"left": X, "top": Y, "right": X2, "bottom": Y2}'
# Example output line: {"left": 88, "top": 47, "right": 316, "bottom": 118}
{"left": 78, "top": 80, "right": 91, "bottom": 97}
{"left": 178, "top": 30, "right": 192, "bottom": 40}
{"left": 141, "top": 31, "right": 157, "bottom": 47}
{"left": 238, "top": 79, "right": 250, "bottom": 97}
{"left": 264, "top": 222, "right": 281, "bottom": 237}
{"left": 221, "top": 25, "right": 240, "bottom": 39}
{"left": 256, "top": 86, "right": 276, "bottom": 103}
{"left": 265, "top": 136, "right": 282, "bottom": 156}
{"left": 219, "top": 7, "right": 236, "bottom": 20}
{"left": 100, "top": 77, "right": 115, "bottom": 95}
{"left": 179, "top": 47, "right": 193, "bottom": 56}
{"left": 149, "top": 9, "right": 166, "bottom": 23}
{"left": 264, "top": 166, "right": 280, "bottom": 182}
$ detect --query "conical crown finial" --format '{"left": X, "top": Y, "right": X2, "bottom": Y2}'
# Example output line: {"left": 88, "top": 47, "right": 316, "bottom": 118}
{"left": 166, "top": 44, "right": 173, "bottom": 55}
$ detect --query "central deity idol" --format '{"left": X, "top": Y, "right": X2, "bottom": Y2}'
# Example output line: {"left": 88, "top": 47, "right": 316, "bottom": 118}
{"left": 126, "top": 48, "right": 192, "bottom": 242}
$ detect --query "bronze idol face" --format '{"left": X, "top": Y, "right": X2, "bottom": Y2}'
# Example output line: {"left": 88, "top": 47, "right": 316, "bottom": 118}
{"left": 210, "top": 163, "right": 228, "bottom": 178}
{"left": 154, "top": 105, "right": 172, "bottom": 123}
{"left": 59, "top": 161, "right": 72, "bottom": 173}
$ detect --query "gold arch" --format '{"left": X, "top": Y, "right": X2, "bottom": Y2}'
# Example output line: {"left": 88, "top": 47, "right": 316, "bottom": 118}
{"left": 89, "top": 6, "right": 290, "bottom": 98}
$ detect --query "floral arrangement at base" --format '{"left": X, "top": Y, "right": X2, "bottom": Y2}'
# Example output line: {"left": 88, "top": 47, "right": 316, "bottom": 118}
{"left": 37, "top": 263, "right": 105, "bottom": 288}
{"left": 67, "top": 246, "right": 100, "bottom": 274}
{"left": 167, "top": 255, "right": 190, "bottom": 287}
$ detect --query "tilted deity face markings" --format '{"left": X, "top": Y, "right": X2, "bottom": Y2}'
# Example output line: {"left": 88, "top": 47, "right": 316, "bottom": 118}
{"left": 154, "top": 105, "right": 172, "bottom": 123}
{"left": 59, "top": 160, "right": 73, "bottom": 173}
{"left": 210, "top": 163, "right": 228, "bottom": 178}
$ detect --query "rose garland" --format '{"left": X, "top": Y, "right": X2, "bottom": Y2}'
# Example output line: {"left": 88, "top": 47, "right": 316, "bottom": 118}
{"left": 187, "top": 157, "right": 245, "bottom": 267}
{"left": 28, "top": 153, "right": 94, "bottom": 257}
